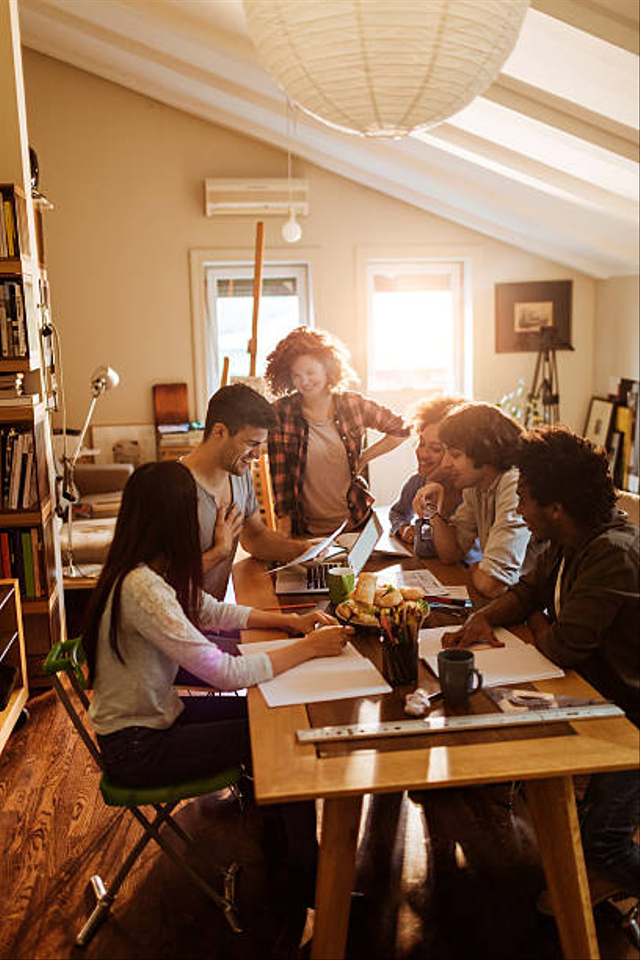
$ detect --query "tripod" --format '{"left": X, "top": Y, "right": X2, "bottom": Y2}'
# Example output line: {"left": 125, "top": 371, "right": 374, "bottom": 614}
{"left": 528, "top": 327, "right": 560, "bottom": 426}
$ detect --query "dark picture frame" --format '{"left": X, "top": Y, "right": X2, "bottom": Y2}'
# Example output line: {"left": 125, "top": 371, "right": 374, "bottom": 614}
{"left": 495, "top": 280, "right": 573, "bottom": 353}
{"left": 584, "top": 396, "right": 616, "bottom": 449}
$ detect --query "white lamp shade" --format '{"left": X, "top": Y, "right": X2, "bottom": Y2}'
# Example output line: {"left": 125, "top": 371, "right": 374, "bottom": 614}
{"left": 243, "top": 0, "right": 529, "bottom": 137}
{"left": 90, "top": 365, "right": 120, "bottom": 395}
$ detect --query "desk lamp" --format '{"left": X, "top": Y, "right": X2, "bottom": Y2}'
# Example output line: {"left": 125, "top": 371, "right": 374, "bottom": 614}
{"left": 62, "top": 365, "right": 119, "bottom": 578}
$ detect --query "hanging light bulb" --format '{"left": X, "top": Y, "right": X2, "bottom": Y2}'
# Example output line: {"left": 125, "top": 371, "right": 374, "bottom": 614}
{"left": 282, "top": 207, "right": 302, "bottom": 243}
{"left": 282, "top": 105, "right": 302, "bottom": 243}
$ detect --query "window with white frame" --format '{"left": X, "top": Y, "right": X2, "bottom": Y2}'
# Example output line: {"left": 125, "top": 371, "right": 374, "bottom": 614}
{"left": 366, "top": 260, "right": 468, "bottom": 394}
{"left": 204, "top": 263, "right": 312, "bottom": 396}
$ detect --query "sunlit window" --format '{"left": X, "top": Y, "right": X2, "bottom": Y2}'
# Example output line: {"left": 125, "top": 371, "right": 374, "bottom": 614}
{"left": 367, "top": 261, "right": 466, "bottom": 394}
{"left": 205, "top": 264, "right": 312, "bottom": 394}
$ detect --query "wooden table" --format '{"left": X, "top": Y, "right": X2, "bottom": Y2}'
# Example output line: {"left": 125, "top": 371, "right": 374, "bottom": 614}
{"left": 233, "top": 555, "right": 639, "bottom": 960}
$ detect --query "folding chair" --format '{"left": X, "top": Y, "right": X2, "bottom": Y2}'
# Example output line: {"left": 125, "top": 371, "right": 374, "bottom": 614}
{"left": 43, "top": 637, "right": 243, "bottom": 947}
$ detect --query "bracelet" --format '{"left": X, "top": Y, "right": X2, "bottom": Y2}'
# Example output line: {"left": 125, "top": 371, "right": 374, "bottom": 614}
{"left": 430, "top": 510, "right": 449, "bottom": 524}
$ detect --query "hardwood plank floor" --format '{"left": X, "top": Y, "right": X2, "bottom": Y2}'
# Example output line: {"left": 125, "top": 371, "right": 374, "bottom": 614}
{"left": 0, "top": 692, "right": 637, "bottom": 960}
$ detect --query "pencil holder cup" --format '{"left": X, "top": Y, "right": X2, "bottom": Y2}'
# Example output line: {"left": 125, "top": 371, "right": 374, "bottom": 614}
{"left": 381, "top": 633, "right": 418, "bottom": 687}
{"left": 378, "top": 603, "right": 427, "bottom": 687}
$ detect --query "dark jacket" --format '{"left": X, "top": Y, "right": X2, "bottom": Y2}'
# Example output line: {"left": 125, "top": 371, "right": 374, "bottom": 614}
{"left": 510, "top": 509, "right": 639, "bottom": 724}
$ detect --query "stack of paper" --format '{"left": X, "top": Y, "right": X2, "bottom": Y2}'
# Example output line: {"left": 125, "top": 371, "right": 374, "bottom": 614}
{"left": 419, "top": 626, "right": 564, "bottom": 687}
{"left": 239, "top": 638, "right": 391, "bottom": 707}
{"left": 386, "top": 568, "right": 469, "bottom": 601}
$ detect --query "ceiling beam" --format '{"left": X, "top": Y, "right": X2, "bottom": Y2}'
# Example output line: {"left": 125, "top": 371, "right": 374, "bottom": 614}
{"left": 486, "top": 74, "right": 639, "bottom": 162}
{"left": 531, "top": 0, "right": 639, "bottom": 54}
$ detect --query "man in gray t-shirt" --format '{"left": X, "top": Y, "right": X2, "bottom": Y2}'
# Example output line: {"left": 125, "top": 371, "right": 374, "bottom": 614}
{"left": 196, "top": 471, "right": 259, "bottom": 599}
{"left": 183, "top": 384, "right": 312, "bottom": 600}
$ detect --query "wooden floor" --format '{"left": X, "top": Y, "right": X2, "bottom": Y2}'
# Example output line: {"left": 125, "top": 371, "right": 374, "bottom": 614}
{"left": 0, "top": 691, "right": 637, "bottom": 960}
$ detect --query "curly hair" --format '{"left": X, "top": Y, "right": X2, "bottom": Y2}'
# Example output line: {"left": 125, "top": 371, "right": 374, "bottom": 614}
{"left": 516, "top": 426, "right": 616, "bottom": 526}
{"left": 408, "top": 395, "right": 465, "bottom": 435}
{"left": 264, "top": 326, "right": 358, "bottom": 396}
{"left": 438, "top": 401, "right": 523, "bottom": 471}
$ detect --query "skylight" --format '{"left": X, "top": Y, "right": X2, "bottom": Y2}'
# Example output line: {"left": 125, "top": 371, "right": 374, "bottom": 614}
{"left": 503, "top": 8, "right": 639, "bottom": 130}
{"left": 447, "top": 97, "right": 639, "bottom": 201}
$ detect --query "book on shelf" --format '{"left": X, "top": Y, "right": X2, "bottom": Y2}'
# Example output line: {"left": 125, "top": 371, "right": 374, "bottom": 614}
{"left": 2, "top": 198, "right": 16, "bottom": 258}
{"left": 21, "top": 529, "right": 35, "bottom": 599}
{"left": 0, "top": 191, "right": 7, "bottom": 258}
{"left": 0, "top": 531, "right": 10, "bottom": 578}
{"left": 30, "top": 527, "right": 42, "bottom": 597}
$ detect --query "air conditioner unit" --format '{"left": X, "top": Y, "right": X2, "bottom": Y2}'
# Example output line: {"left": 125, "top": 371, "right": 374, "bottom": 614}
{"left": 204, "top": 178, "right": 309, "bottom": 217}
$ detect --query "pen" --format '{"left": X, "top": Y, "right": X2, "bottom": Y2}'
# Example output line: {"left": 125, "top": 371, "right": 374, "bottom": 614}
{"left": 423, "top": 595, "right": 472, "bottom": 608}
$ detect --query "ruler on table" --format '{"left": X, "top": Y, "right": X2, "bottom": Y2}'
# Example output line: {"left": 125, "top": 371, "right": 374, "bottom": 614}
{"left": 296, "top": 703, "right": 624, "bottom": 744}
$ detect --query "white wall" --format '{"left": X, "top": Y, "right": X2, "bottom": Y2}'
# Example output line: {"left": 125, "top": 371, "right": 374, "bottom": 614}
{"left": 22, "top": 50, "right": 606, "bottom": 502}
{"left": 593, "top": 275, "right": 640, "bottom": 398}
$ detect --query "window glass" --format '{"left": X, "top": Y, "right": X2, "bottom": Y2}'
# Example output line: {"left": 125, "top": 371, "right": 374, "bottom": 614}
{"left": 367, "top": 261, "right": 465, "bottom": 393}
{"left": 205, "top": 264, "right": 311, "bottom": 395}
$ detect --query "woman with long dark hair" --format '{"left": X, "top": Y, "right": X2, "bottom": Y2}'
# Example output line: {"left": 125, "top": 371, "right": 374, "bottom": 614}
{"left": 83, "top": 460, "right": 351, "bottom": 908}
{"left": 84, "top": 460, "right": 349, "bottom": 787}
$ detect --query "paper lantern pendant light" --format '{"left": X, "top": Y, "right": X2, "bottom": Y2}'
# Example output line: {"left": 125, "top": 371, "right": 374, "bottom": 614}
{"left": 243, "top": 0, "right": 529, "bottom": 138}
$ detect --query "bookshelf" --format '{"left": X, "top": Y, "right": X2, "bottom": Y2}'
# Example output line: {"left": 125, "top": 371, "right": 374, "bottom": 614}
{"left": 0, "top": 182, "right": 65, "bottom": 686}
{"left": 0, "top": 579, "right": 28, "bottom": 754}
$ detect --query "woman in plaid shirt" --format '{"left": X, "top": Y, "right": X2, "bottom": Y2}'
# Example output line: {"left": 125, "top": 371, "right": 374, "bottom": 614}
{"left": 265, "top": 327, "right": 409, "bottom": 537}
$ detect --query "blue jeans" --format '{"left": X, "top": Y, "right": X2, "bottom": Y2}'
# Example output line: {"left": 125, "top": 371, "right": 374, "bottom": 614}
{"left": 580, "top": 769, "right": 640, "bottom": 895}
{"left": 97, "top": 695, "right": 318, "bottom": 902}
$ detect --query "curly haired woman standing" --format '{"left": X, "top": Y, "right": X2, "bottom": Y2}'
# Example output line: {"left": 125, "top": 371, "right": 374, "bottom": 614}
{"left": 265, "top": 326, "right": 409, "bottom": 536}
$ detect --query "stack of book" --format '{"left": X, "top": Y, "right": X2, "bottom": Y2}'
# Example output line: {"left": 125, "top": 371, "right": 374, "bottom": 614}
{"left": 0, "top": 526, "right": 45, "bottom": 599}
{"left": 0, "top": 427, "right": 38, "bottom": 511}
{"left": 0, "top": 280, "right": 29, "bottom": 358}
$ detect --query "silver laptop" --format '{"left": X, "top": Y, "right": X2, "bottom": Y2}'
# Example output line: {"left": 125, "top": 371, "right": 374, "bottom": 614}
{"left": 275, "top": 511, "right": 383, "bottom": 595}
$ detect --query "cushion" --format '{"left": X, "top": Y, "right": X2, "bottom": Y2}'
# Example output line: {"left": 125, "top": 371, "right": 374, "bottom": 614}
{"left": 59, "top": 517, "right": 117, "bottom": 564}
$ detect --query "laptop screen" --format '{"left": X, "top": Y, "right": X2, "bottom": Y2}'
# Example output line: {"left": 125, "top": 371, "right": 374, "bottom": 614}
{"left": 347, "top": 512, "right": 383, "bottom": 575}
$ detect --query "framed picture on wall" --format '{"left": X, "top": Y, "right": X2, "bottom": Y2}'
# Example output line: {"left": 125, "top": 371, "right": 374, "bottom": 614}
{"left": 583, "top": 397, "right": 615, "bottom": 449}
{"left": 495, "top": 280, "right": 573, "bottom": 353}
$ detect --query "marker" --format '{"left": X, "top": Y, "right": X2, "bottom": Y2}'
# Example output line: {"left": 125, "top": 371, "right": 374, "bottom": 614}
{"left": 263, "top": 603, "right": 318, "bottom": 611}
{"left": 423, "top": 595, "right": 472, "bottom": 609}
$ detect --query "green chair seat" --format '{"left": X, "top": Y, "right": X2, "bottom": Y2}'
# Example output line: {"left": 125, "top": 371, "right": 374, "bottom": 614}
{"left": 100, "top": 766, "right": 240, "bottom": 807}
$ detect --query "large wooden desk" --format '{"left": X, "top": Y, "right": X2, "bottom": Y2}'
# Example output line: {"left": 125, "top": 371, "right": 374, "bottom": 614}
{"left": 233, "top": 555, "right": 639, "bottom": 960}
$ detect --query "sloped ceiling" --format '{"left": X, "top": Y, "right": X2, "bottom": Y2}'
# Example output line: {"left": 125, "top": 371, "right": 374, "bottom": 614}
{"left": 18, "top": 0, "right": 639, "bottom": 278}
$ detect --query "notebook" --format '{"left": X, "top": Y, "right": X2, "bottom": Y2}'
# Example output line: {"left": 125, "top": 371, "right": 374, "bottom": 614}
{"left": 274, "top": 511, "right": 383, "bottom": 595}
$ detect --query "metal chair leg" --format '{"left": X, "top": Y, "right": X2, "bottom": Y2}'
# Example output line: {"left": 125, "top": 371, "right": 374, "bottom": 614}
{"left": 621, "top": 901, "right": 640, "bottom": 949}
{"left": 76, "top": 876, "right": 112, "bottom": 947}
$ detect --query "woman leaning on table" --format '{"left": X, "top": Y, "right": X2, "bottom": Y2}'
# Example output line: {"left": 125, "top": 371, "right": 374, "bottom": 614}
{"left": 265, "top": 326, "right": 410, "bottom": 536}
{"left": 83, "top": 459, "right": 352, "bottom": 904}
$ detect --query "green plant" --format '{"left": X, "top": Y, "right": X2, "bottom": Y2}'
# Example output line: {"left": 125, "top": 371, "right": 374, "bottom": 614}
{"left": 497, "top": 377, "right": 541, "bottom": 427}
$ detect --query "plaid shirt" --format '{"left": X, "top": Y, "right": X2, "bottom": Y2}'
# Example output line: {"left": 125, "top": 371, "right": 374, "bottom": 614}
{"left": 268, "top": 391, "right": 409, "bottom": 534}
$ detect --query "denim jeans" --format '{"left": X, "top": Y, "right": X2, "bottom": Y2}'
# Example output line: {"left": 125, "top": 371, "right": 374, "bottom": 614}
{"left": 580, "top": 769, "right": 640, "bottom": 895}
{"left": 97, "top": 695, "right": 318, "bottom": 900}
{"left": 97, "top": 695, "right": 251, "bottom": 787}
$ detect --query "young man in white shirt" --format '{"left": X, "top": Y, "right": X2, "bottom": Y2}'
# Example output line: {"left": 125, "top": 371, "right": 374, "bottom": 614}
{"left": 412, "top": 401, "right": 531, "bottom": 598}
{"left": 182, "top": 384, "right": 312, "bottom": 600}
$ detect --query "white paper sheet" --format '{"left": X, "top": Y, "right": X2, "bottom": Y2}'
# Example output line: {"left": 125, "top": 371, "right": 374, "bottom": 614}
{"left": 238, "top": 639, "right": 391, "bottom": 707}
{"left": 388, "top": 568, "right": 448, "bottom": 596}
{"left": 269, "top": 520, "right": 347, "bottom": 573}
{"left": 418, "top": 626, "right": 564, "bottom": 687}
